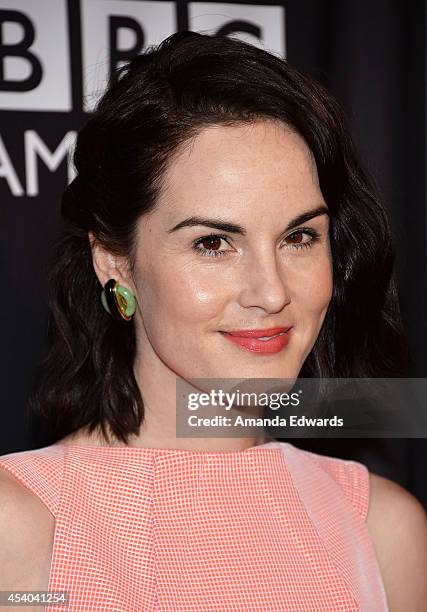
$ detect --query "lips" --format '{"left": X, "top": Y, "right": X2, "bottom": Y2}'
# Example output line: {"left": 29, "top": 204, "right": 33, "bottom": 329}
{"left": 220, "top": 327, "right": 292, "bottom": 354}
{"left": 223, "top": 326, "right": 292, "bottom": 338}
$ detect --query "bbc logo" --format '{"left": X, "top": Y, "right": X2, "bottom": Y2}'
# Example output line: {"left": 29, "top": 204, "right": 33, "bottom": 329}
{"left": 0, "top": 0, "right": 286, "bottom": 113}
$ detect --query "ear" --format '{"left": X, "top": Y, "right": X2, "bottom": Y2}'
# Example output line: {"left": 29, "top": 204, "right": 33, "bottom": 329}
{"left": 88, "top": 231, "right": 136, "bottom": 293}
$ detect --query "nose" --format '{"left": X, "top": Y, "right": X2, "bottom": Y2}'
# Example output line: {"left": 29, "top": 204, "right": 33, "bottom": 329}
{"left": 237, "top": 248, "right": 291, "bottom": 313}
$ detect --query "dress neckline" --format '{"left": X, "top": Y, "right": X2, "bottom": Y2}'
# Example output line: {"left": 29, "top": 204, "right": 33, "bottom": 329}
{"left": 51, "top": 440, "right": 283, "bottom": 455}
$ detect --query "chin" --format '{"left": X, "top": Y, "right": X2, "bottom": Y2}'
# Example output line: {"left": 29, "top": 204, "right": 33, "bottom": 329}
{"left": 212, "top": 362, "right": 300, "bottom": 381}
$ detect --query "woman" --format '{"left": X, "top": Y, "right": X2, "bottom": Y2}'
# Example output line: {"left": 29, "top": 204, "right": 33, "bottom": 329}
{"left": 1, "top": 31, "right": 426, "bottom": 611}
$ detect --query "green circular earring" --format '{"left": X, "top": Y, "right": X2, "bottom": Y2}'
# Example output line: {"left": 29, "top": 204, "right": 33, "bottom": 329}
{"left": 101, "top": 279, "right": 136, "bottom": 323}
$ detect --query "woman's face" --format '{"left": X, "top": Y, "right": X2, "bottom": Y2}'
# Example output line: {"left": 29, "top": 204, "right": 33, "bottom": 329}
{"left": 131, "top": 120, "right": 333, "bottom": 383}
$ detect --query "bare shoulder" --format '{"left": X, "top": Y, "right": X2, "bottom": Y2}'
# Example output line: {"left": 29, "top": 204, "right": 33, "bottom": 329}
{"left": 366, "top": 470, "right": 427, "bottom": 612}
{"left": 0, "top": 466, "right": 55, "bottom": 599}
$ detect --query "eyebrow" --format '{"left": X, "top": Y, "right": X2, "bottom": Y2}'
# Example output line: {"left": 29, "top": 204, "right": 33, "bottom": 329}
{"left": 167, "top": 205, "right": 330, "bottom": 236}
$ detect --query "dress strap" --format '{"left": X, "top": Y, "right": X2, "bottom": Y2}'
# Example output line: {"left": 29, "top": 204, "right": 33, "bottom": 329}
{"left": 294, "top": 446, "right": 370, "bottom": 521}
{"left": 0, "top": 444, "right": 66, "bottom": 517}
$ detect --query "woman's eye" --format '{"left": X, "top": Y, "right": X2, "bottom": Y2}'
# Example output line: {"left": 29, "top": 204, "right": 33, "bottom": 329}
{"left": 284, "top": 229, "right": 320, "bottom": 250}
{"left": 192, "top": 234, "right": 231, "bottom": 257}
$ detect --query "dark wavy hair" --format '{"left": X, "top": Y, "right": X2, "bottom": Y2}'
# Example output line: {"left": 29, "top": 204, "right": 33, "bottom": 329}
{"left": 28, "top": 30, "right": 410, "bottom": 445}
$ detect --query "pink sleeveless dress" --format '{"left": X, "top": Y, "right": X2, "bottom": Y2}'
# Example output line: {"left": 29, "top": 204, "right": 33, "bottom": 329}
{"left": 0, "top": 440, "right": 388, "bottom": 611}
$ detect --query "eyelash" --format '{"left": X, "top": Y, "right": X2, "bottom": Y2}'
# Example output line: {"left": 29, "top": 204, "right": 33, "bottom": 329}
{"left": 192, "top": 228, "right": 321, "bottom": 258}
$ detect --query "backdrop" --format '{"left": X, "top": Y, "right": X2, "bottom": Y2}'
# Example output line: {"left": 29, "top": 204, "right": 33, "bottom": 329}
{"left": 1, "top": 0, "right": 426, "bottom": 507}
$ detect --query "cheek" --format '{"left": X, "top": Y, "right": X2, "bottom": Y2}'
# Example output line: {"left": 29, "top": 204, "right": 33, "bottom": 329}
{"left": 139, "top": 262, "right": 226, "bottom": 328}
{"left": 290, "top": 254, "right": 333, "bottom": 318}
{"left": 288, "top": 255, "right": 333, "bottom": 362}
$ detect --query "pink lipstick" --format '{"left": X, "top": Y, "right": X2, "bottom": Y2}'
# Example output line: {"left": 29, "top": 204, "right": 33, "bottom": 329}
{"left": 220, "top": 326, "right": 292, "bottom": 354}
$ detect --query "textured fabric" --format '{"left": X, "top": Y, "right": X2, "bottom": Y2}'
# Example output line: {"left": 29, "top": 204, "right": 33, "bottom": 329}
{"left": 0, "top": 441, "right": 389, "bottom": 611}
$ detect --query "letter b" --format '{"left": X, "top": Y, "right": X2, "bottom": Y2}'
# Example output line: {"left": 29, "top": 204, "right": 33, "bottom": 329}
{"left": 0, "top": 10, "right": 42, "bottom": 91}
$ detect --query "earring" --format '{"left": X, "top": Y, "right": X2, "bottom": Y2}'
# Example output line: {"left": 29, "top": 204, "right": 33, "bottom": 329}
{"left": 101, "top": 278, "right": 136, "bottom": 323}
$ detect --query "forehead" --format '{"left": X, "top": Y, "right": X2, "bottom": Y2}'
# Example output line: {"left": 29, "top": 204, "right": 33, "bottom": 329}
{"left": 153, "top": 120, "right": 322, "bottom": 222}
